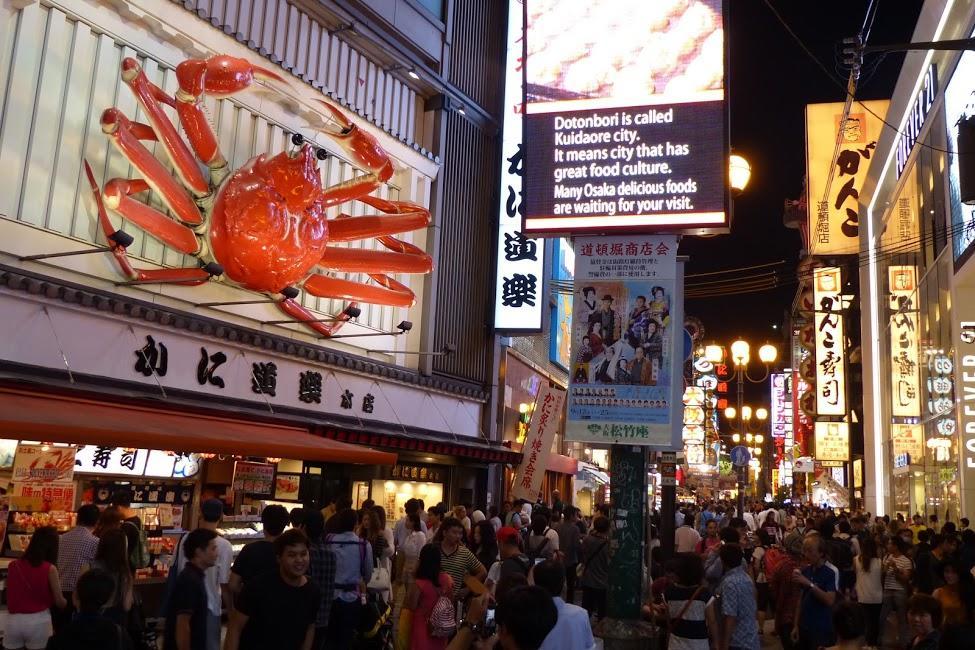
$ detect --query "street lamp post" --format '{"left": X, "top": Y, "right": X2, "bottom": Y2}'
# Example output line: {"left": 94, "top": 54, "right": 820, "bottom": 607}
{"left": 723, "top": 340, "right": 777, "bottom": 517}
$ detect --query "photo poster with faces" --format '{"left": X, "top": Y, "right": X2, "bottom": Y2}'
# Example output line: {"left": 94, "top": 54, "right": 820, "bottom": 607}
{"left": 567, "top": 235, "right": 683, "bottom": 449}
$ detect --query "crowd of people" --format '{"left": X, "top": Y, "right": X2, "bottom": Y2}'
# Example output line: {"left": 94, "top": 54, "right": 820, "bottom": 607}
{"left": 1, "top": 489, "right": 606, "bottom": 650}
{"left": 654, "top": 500, "right": 975, "bottom": 650}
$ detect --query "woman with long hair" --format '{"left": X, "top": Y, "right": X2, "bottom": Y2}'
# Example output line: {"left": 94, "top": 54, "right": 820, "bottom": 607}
{"left": 93, "top": 507, "right": 123, "bottom": 538}
{"left": 472, "top": 520, "right": 499, "bottom": 571}
{"left": 85, "top": 529, "right": 133, "bottom": 628}
{"left": 5, "top": 526, "right": 67, "bottom": 650}
{"left": 854, "top": 535, "right": 884, "bottom": 646}
{"left": 527, "top": 513, "right": 559, "bottom": 562}
{"left": 933, "top": 559, "right": 975, "bottom": 627}
{"left": 358, "top": 507, "right": 390, "bottom": 563}
{"left": 406, "top": 544, "right": 453, "bottom": 650}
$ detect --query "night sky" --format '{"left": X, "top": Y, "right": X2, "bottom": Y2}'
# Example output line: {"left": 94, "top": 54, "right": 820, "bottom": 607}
{"left": 679, "top": 1, "right": 923, "bottom": 356}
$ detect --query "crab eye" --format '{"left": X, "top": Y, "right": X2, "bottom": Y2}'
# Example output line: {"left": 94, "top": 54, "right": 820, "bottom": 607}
{"left": 291, "top": 133, "right": 304, "bottom": 146}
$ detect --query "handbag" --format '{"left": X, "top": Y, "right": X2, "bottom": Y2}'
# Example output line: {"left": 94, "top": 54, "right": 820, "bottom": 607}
{"left": 577, "top": 539, "right": 608, "bottom": 578}
{"left": 368, "top": 555, "right": 392, "bottom": 592}
{"left": 358, "top": 591, "right": 392, "bottom": 639}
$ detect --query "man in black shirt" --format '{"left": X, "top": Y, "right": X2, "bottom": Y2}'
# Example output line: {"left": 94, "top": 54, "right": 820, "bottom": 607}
{"left": 224, "top": 529, "right": 320, "bottom": 650}
{"left": 165, "top": 528, "right": 219, "bottom": 650}
{"left": 227, "top": 504, "right": 289, "bottom": 604}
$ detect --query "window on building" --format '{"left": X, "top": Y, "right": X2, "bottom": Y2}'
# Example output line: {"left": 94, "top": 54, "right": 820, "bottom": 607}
{"left": 414, "top": 0, "right": 445, "bottom": 20}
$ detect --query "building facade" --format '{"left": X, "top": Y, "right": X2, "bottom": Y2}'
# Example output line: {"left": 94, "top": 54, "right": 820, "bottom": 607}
{"left": 0, "top": 0, "right": 515, "bottom": 515}
{"left": 859, "top": 0, "right": 975, "bottom": 520}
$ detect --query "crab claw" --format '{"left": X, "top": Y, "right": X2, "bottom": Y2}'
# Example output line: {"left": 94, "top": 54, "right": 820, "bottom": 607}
{"left": 314, "top": 99, "right": 393, "bottom": 183}
{"left": 176, "top": 55, "right": 286, "bottom": 99}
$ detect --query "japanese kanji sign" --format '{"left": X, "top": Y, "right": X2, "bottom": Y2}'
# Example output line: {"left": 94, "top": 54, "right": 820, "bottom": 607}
{"left": 813, "top": 267, "right": 847, "bottom": 416}
{"left": 888, "top": 266, "right": 920, "bottom": 417}
{"left": 566, "top": 235, "right": 683, "bottom": 448}
{"left": 232, "top": 461, "right": 274, "bottom": 496}
{"left": 890, "top": 424, "right": 924, "bottom": 463}
{"left": 771, "top": 373, "right": 793, "bottom": 439}
{"left": 510, "top": 384, "right": 565, "bottom": 502}
{"left": 494, "top": 0, "right": 544, "bottom": 332}
{"left": 12, "top": 445, "right": 75, "bottom": 483}
{"left": 805, "top": 100, "right": 888, "bottom": 255}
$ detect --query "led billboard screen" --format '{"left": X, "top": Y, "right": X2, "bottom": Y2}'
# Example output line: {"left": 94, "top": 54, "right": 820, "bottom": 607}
{"left": 522, "top": 0, "right": 728, "bottom": 234}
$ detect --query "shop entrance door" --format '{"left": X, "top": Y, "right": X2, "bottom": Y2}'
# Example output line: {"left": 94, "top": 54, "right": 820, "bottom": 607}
{"left": 299, "top": 468, "right": 349, "bottom": 510}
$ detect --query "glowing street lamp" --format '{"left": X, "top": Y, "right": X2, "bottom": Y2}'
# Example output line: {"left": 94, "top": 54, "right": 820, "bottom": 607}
{"left": 741, "top": 406, "right": 752, "bottom": 421}
{"left": 759, "top": 343, "right": 778, "bottom": 364}
{"left": 755, "top": 408, "right": 768, "bottom": 421}
{"left": 732, "top": 433, "right": 741, "bottom": 443}
{"left": 731, "top": 340, "right": 750, "bottom": 366}
{"left": 724, "top": 406, "right": 737, "bottom": 420}
{"left": 730, "top": 154, "right": 751, "bottom": 195}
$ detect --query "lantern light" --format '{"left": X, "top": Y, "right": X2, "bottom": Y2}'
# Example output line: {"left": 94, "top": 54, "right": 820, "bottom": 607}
{"left": 759, "top": 343, "right": 778, "bottom": 364}
{"left": 730, "top": 154, "right": 751, "bottom": 194}
{"left": 756, "top": 408, "right": 768, "bottom": 421}
{"left": 724, "top": 406, "right": 737, "bottom": 419}
{"left": 731, "top": 340, "right": 750, "bottom": 366}
{"left": 741, "top": 406, "right": 753, "bottom": 421}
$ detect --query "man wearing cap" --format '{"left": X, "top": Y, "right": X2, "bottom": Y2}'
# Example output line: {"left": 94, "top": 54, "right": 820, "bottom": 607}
{"left": 588, "top": 295, "right": 619, "bottom": 346}
{"left": 486, "top": 527, "right": 532, "bottom": 593}
{"left": 174, "top": 499, "right": 233, "bottom": 650}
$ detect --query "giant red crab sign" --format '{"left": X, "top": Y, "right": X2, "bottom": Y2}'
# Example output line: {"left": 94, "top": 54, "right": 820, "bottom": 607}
{"left": 83, "top": 54, "right": 431, "bottom": 337}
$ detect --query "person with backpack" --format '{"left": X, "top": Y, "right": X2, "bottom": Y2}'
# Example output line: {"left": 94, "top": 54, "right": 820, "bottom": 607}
{"left": 322, "top": 508, "right": 372, "bottom": 649}
{"left": 110, "top": 490, "right": 149, "bottom": 572}
{"left": 579, "top": 516, "right": 610, "bottom": 622}
{"left": 406, "top": 543, "right": 455, "bottom": 649}
{"left": 527, "top": 514, "right": 560, "bottom": 563}
{"left": 487, "top": 527, "right": 532, "bottom": 593}
{"left": 820, "top": 521, "right": 854, "bottom": 596}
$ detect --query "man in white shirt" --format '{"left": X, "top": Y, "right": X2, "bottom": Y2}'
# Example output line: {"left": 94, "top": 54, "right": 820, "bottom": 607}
{"left": 174, "top": 498, "right": 233, "bottom": 650}
{"left": 674, "top": 513, "right": 702, "bottom": 553}
{"left": 393, "top": 498, "right": 428, "bottom": 546}
{"left": 532, "top": 560, "right": 595, "bottom": 650}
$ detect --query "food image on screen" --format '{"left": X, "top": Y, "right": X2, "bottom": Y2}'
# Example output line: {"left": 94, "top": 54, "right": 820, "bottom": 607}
{"left": 526, "top": 0, "right": 723, "bottom": 104}
{"left": 522, "top": 0, "right": 729, "bottom": 234}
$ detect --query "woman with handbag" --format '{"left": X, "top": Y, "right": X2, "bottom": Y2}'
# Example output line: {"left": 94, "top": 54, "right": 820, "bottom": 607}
{"left": 406, "top": 544, "right": 454, "bottom": 650}
{"left": 359, "top": 508, "right": 392, "bottom": 601}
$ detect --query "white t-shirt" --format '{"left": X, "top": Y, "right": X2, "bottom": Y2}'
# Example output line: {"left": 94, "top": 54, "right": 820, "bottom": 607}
{"left": 882, "top": 554, "right": 913, "bottom": 591}
{"left": 176, "top": 533, "right": 233, "bottom": 616}
{"left": 855, "top": 557, "right": 883, "bottom": 604}
{"left": 675, "top": 526, "right": 701, "bottom": 553}
{"left": 528, "top": 527, "right": 560, "bottom": 559}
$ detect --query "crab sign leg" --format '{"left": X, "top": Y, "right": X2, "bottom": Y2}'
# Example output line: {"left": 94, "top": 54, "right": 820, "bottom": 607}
{"left": 101, "top": 108, "right": 203, "bottom": 226}
{"left": 327, "top": 197, "right": 431, "bottom": 242}
{"left": 119, "top": 59, "right": 209, "bottom": 197}
{"left": 102, "top": 179, "right": 200, "bottom": 254}
{"left": 303, "top": 273, "right": 416, "bottom": 308}
{"left": 315, "top": 99, "right": 395, "bottom": 208}
{"left": 174, "top": 56, "right": 286, "bottom": 185}
{"left": 83, "top": 161, "right": 211, "bottom": 285}
{"left": 274, "top": 298, "right": 352, "bottom": 338}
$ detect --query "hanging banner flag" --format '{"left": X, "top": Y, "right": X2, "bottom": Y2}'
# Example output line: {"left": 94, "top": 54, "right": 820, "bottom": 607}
{"left": 494, "top": 0, "right": 545, "bottom": 332}
{"left": 814, "top": 421, "right": 850, "bottom": 462}
{"left": 814, "top": 267, "right": 847, "bottom": 416}
{"left": 806, "top": 100, "right": 889, "bottom": 254}
{"left": 566, "top": 235, "right": 682, "bottom": 448}
{"left": 510, "top": 384, "right": 567, "bottom": 501}
{"left": 889, "top": 265, "right": 921, "bottom": 417}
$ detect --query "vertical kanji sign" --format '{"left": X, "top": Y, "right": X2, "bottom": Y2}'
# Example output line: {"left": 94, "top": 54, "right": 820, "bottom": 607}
{"left": 805, "top": 100, "right": 888, "bottom": 255}
{"left": 494, "top": 0, "right": 545, "bottom": 332}
{"left": 888, "top": 266, "right": 921, "bottom": 417}
{"left": 813, "top": 267, "right": 847, "bottom": 416}
{"left": 510, "top": 384, "right": 566, "bottom": 501}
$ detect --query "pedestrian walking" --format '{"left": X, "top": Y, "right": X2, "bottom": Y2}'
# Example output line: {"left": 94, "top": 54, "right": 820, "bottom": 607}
{"left": 878, "top": 535, "right": 914, "bottom": 648}
{"left": 714, "top": 543, "right": 760, "bottom": 650}
{"left": 791, "top": 534, "right": 838, "bottom": 649}
{"left": 579, "top": 516, "right": 610, "bottom": 622}
{"left": 406, "top": 544, "right": 454, "bottom": 650}
{"left": 853, "top": 535, "right": 884, "bottom": 647}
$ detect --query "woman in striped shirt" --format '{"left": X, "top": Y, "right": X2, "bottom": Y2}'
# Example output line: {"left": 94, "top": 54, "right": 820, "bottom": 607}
{"left": 653, "top": 552, "right": 713, "bottom": 650}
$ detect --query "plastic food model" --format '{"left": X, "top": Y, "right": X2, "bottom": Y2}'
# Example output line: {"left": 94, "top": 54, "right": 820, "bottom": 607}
{"left": 526, "top": 0, "right": 723, "bottom": 101}
{"left": 86, "top": 55, "right": 432, "bottom": 336}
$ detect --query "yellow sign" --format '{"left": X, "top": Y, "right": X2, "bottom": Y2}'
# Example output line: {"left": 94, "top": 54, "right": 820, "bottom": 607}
{"left": 815, "top": 421, "right": 850, "bottom": 462}
{"left": 853, "top": 458, "right": 863, "bottom": 488}
{"left": 813, "top": 267, "right": 847, "bottom": 416}
{"left": 888, "top": 266, "right": 921, "bottom": 417}
{"left": 806, "top": 100, "right": 889, "bottom": 254}
{"left": 891, "top": 423, "right": 924, "bottom": 462}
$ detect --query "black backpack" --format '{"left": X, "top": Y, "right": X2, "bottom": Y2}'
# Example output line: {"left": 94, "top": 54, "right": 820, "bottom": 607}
{"left": 829, "top": 537, "right": 855, "bottom": 572}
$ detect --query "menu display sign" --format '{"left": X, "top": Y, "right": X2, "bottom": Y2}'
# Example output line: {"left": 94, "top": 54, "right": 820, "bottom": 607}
{"left": 566, "top": 235, "right": 682, "bottom": 447}
{"left": 891, "top": 423, "right": 924, "bottom": 462}
{"left": 814, "top": 421, "right": 850, "bottom": 462}
{"left": 888, "top": 266, "right": 921, "bottom": 417}
{"left": 12, "top": 445, "right": 75, "bottom": 483}
{"left": 232, "top": 461, "right": 274, "bottom": 496}
{"left": 523, "top": 0, "right": 728, "bottom": 234}
{"left": 813, "top": 267, "right": 847, "bottom": 416}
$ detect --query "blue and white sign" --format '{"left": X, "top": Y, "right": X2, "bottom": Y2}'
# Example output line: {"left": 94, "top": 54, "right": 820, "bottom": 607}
{"left": 730, "top": 445, "right": 751, "bottom": 467}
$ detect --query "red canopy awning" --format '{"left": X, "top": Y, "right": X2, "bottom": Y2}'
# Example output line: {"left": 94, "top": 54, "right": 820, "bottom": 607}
{"left": 0, "top": 387, "right": 395, "bottom": 465}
